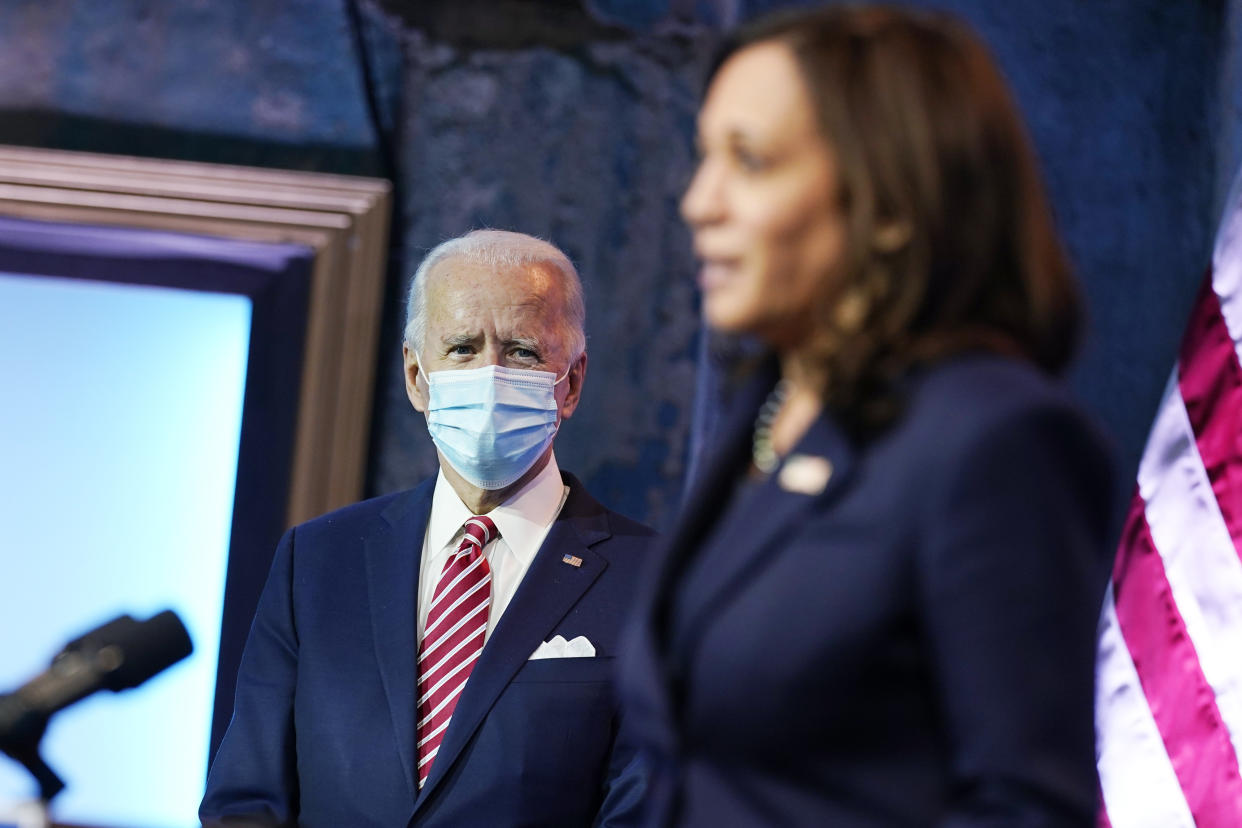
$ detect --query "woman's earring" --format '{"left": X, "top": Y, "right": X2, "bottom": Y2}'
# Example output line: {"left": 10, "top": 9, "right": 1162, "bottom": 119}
{"left": 872, "top": 221, "right": 912, "bottom": 253}
{"left": 834, "top": 287, "right": 870, "bottom": 333}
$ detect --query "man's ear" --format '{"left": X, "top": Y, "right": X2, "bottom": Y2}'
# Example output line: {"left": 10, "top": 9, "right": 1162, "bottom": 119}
{"left": 557, "top": 351, "right": 588, "bottom": 421}
{"left": 403, "top": 343, "right": 429, "bottom": 413}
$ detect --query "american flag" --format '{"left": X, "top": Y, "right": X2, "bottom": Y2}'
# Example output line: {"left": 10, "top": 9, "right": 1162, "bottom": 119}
{"left": 1096, "top": 174, "right": 1242, "bottom": 826}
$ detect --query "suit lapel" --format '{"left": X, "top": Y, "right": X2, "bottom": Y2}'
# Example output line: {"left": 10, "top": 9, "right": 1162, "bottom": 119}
{"left": 640, "top": 362, "right": 856, "bottom": 713}
{"left": 673, "top": 413, "right": 855, "bottom": 648}
{"left": 414, "top": 478, "right": 611, "bottom": 807}
{"left": 364, "top": 480, "right": 435, "bottom": 805}
{"left": 623, "top": 363, "right": 773, "bottom": 755}
{"left": 649, "top": 361, "right": 774, "bottom": 610}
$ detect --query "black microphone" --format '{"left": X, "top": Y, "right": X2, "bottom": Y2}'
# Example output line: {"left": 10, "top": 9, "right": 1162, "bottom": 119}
{"left": 0, "top": 610, "right": 194, "bottom": 751}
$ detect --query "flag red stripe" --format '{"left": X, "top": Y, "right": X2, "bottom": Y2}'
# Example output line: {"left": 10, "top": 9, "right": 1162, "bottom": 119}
{"left": 1111, "top": 491, "right": 1242, "bottom": 823}
{"left": 1178, "top": 271, "right": 1242, "bottom": 563}
{"left": 1096, "top": 795, "right": 1111, "bottom": 828}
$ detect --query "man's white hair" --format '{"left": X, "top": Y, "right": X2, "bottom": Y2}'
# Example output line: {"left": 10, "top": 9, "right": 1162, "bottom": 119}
{"left": 403, "top": 229, "right": 586, "bottom": 361}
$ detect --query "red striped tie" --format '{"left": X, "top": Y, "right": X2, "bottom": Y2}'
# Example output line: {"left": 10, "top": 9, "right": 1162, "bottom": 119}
{"left": 416, "top": 515, "right": 497, "bottom": 789}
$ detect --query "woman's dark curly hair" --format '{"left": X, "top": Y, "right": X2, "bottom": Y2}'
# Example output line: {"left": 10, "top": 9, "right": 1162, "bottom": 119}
{"left": 710, "top": 5, "right": 1082, "bottom": 433}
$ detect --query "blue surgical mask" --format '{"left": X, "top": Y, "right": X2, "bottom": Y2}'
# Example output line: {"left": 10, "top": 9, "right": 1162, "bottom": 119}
{"left": 421, "top": 361, "right": 568, "bottom": 490}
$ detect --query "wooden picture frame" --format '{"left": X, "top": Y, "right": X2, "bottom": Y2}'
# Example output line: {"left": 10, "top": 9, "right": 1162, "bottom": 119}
{"left": 0, "top": 145, "right": 391, "bottom": 526}
{"left": 0, "top": 147, "right": 394, "bottom": 787}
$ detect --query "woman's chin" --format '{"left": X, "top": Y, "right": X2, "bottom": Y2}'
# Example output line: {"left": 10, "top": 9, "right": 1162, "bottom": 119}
{"left": 702, "top": 300, "right": 758, "bottom": 337}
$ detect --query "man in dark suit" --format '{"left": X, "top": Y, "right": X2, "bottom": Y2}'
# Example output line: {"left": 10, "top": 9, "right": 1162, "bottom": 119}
{"left": 200, "top": 229, "right": 652, "bottom": 827}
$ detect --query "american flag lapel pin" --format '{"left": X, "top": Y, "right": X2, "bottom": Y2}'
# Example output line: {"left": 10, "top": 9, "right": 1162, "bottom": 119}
{"left": 562, "top": 553, "right": 583, "bottom": 568}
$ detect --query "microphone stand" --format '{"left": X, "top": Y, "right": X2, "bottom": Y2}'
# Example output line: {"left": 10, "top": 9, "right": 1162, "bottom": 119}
{"left": 0, "top": 610, "right": 192, "bottom": 823}
{"left": 0, "top": 693, "right": 65, "bottom": 803}
{"left": 0, "top": 641, "right": 123, "bottom": 804}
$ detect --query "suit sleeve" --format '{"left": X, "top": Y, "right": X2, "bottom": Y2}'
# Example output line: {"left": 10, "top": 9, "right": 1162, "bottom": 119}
{"left": 199, "top": 527, "right": 301, "bottom": 827}
{"left": 917, "top": 403, "right": 1114, "bottom": 827}
{"left": 593, "top": 692, "right": 650, "bottom": 828}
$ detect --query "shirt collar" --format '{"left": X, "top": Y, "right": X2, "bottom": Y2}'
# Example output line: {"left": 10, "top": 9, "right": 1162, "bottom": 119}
{"left": 428, "top": 453, "right": 567, "bottom": 566}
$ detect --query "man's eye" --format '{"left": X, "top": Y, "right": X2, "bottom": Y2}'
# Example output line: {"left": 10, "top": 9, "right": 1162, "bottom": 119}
{"left": 449, "top": 345, "right": 474, "bottom": 356}
{"left": 512, "top": 348, "right": 538, "bottom": 360}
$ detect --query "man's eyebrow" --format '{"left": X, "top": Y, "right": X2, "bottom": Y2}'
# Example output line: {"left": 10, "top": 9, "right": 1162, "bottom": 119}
{"left": 505, "top": 336, "right": 544, "bottom": 351}
{"left": 441, "top": 332, "right": 481, "bottom": 347}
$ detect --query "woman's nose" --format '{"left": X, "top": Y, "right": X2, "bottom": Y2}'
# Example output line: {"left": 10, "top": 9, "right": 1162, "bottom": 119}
{"left": 681, "top": 159, "right": 725, "bottom": 228}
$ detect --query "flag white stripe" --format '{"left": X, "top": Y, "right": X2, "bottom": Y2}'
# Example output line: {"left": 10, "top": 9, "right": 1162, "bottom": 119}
{"left": 1099, "top": 166, "right": 1242, "bottom": 823}
{"left": 1137, "top": 371, "right": 1242, "bottom": 764}
{"left": 1096, "top": 588, "right": 1195, "bottom": 828}
{"left": 1212, "top": 176, "right": 1242, "bottom": 353}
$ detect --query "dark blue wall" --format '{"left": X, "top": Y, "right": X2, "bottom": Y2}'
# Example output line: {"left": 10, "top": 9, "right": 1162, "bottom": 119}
{"left": 0, "top": 0, "right": 1231, "bottom": 529}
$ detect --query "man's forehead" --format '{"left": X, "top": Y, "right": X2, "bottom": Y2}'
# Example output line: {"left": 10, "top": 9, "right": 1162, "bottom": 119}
{"left": 426, "top": 255, "right": 562, "bottom": 297}
{"left": 424, "top": 256, "right": 566, "bottom": 335}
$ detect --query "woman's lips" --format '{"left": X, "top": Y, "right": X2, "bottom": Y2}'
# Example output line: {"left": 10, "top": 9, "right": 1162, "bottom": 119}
{"left": 697, "top": 259, "right": 738, "bottom": 291}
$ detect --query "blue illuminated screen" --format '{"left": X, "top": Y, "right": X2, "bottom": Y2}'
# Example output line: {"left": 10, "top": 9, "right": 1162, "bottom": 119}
{"left": 0, "top": 271, "right": 252, "bottom": 828}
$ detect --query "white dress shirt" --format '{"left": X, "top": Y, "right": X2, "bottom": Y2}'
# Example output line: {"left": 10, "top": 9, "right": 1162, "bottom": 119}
{"left": 417, "top": 454, "right": 570, "bottom": 643}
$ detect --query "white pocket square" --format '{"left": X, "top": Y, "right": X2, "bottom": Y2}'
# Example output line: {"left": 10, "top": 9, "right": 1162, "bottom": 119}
{"left": 528, "top": 634, "right": 596, "bottom": 660}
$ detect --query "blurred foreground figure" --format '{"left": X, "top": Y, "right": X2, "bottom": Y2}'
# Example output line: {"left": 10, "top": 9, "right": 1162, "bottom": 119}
{"left": 621, "top": 6, "right": 1115, "bottom": 826}
{"left": 201, "top": 230, "right": 652, "bottom": 827}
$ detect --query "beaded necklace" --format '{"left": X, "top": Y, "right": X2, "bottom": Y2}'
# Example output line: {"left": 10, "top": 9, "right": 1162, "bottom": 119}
{"left": 751, "top": 378, "right": 794, "bottom": 474}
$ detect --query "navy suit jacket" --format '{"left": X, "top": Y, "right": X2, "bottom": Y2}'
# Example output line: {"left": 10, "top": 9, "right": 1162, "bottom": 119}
{"left": 621, "top": 354, "right": 1116, "bottom": 827}
{"left": 201, "top": 471, "right": 653, "bottom": 827}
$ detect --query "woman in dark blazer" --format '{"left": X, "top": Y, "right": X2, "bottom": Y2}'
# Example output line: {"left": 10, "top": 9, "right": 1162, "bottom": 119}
{"left": 621, "top": 6, "right": 1116, "bottom": 826}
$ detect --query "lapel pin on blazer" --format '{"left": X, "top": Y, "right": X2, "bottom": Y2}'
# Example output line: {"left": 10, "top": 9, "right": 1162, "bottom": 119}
{"left": 561, "top": 553, "right": 583, "bottom": 567}
{"left": 778, "top": 454, "right": 834, "bottom": 495}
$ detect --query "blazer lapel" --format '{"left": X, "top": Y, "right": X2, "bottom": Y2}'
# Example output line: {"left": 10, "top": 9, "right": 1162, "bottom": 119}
{"left": 364, "top": 480, "right": 435, "bottom": 805}
{"left": 414, "top": 479, "right": 611, "bottom": 807}
{"left": 644, "top": 361, "right": 856, "bottom": 688}
{"left": 651, "top": 361, "right": 775, "bottom": 602}
{"left": 623, "top": 362, "right": 774, "bottom": 756}
{"left": 673, "top": 413, "right": 856, "bottom": 648}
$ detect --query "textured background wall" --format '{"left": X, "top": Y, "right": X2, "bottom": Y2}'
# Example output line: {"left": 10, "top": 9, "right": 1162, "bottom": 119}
{"left": 366, "top": 6, "right": 706, "bottom": 528}
{"left": 0, "top": 0, "right": 1231, "bottom": 530}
